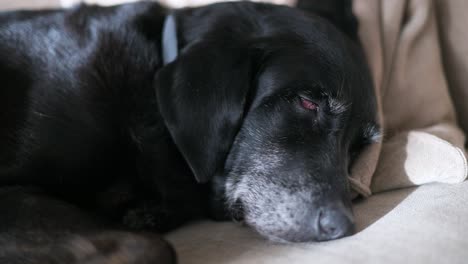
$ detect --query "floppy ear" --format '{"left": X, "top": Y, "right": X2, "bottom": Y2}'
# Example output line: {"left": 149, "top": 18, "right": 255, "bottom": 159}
{"left": 155, "top": 35, "right": 255, "bottom": 183}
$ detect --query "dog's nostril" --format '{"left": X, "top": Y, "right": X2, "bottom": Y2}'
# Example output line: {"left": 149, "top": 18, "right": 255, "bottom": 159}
{"left": 317, "top": 207, "right": 354, "bottom": 241}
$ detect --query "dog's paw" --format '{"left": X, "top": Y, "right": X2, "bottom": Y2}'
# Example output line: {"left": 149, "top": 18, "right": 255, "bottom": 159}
{"left": 63, "top": 232, "right": 176, "bottom": 264}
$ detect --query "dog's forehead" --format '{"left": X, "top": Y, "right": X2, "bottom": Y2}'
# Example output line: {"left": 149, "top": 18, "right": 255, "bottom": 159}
{"left": 256, "top": 48, "right": 350, "bottom": 99}
{"left": 249, "top": 29, "right": 378, "bottom": 122}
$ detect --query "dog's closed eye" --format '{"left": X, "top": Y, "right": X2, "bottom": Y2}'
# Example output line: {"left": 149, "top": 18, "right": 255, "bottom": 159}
{"left": 300, "top": 97, "right": 319, "bottom": 111}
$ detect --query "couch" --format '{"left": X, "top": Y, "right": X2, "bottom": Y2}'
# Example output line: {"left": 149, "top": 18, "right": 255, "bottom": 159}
{"left": 2, "top": 1, "right": 467, "bottom": 263}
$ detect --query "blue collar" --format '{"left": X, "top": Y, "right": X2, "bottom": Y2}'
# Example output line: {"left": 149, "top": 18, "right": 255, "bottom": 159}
{"left": 162, "top": 14, "right": 179, "bottom": 65}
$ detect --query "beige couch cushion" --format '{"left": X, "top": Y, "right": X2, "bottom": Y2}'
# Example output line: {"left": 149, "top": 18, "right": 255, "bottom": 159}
{"left": 0, "top": 0, "right": 60, "bottom": 10}
{"left": 436, "top": 0, "right": 468, "bottom": 142}
{"left": 167, "top": 180, "right": 468, "bottom": 264}
{"left": 350, "top": 0, "right": 467, "bottom": 196}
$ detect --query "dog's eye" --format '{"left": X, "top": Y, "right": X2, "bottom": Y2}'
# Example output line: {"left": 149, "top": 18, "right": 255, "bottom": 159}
{"left": 300, "top": 97, "right": 319, "bottom": 111}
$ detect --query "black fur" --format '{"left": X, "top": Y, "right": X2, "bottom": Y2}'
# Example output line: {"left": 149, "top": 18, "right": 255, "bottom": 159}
{"left": 0, "top": 1, "right": 378, "bottom": 263}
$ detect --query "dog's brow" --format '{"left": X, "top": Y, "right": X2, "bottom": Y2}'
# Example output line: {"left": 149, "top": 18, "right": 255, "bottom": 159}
{"left": 328, "top": 97, "right": 350, "bottom": 115}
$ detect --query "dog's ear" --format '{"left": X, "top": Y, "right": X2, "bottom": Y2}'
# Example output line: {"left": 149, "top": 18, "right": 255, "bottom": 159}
{"left": 155, "top": 26, "right": 255, "bottom": 183}
{"left": 296, "top": 0, "right": 358, "bottom": 41}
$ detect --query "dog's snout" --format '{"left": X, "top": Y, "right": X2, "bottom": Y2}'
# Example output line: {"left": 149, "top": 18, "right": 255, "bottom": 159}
{"left": 251, "top": 199, "right": 355, "bottom": 243}
{"left": 316, "top": 203, "right": 354, "bottom": 241}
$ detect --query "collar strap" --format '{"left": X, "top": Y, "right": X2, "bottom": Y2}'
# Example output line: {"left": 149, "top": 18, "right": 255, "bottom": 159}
{"left": 162, "top": 14, "right": 179, "bottom": 65}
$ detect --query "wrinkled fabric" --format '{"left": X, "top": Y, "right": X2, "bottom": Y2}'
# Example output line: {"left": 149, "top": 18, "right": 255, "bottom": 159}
{"left": 349, "top": 0, "right": 467, "bottom": 196}
{"left": 436, "top": 0, "right": 468, "bottom": 142}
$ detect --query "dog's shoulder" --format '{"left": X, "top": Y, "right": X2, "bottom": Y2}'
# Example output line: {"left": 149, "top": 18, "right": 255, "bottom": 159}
{"left": 0, "top": 2, "right": 169, "bottom": 192}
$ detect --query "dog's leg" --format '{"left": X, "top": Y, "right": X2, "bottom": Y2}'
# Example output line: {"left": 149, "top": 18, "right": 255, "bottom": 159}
{"left": 0, "top": 187, "right": 176, "bottom": 264}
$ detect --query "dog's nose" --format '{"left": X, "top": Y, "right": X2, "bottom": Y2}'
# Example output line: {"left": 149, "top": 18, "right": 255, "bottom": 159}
{"left": 316, "top": 204, "right": 355, "bottom": 241}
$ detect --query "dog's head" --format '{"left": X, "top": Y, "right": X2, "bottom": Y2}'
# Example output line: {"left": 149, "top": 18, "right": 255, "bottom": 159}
{"left": 155, "top": 2, "right": 379, "bottom": 242}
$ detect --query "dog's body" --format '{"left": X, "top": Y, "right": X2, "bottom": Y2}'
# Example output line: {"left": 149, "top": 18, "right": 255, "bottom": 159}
{"left": 0, "top": 1, "right": 378, "bottom": 263}
{"left": 0, "top": 2, "right": 206, "bottom": 231}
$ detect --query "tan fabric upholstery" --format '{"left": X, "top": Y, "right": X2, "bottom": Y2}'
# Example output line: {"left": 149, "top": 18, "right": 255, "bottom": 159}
{"left": 349, "top": 0, "right": 467, "bottom": 196}
{"left": 436, "top": 0, "right": 468, "bottom": 142}
{"left": 0, "top": 0, "right": 60, "bottom": 10}
{"left": 167, "top": 181, "right": 468, "bottom": 264}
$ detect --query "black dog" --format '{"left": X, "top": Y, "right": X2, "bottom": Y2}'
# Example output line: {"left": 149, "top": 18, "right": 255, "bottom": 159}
{"left": 0, "top": 0, "right": 379, "bottom": 263}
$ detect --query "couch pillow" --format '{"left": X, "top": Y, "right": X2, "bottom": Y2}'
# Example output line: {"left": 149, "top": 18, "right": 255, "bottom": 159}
{"left": 350, "top": 0, "right": 467, "bottom": 196}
